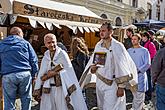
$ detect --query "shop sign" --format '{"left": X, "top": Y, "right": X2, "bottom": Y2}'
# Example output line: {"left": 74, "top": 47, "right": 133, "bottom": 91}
{"left": 13, "top": 1, "right": 109, "bottom": 24}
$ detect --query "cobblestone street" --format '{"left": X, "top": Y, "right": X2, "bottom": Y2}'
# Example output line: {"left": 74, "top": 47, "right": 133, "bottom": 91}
{"left": 14, "top": 89, "right": 156, "bottom": 110}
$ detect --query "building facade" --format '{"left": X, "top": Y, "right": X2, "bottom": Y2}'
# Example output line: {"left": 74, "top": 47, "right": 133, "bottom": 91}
{"left": 54, "top": 0, "right": 160, "bottom": 25}
{"left": 122, "top": 0, "right": 152, "bottom": 22}
{"left": 151, "top": 0, "right": 165, "bottom": 21}
{"left": 54, "top": 0, "right": 137, "bottom": 26}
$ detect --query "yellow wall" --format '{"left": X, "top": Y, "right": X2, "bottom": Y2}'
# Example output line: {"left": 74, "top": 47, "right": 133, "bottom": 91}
{"left": 85, "top": 32, "right": 100, "bottom": 49}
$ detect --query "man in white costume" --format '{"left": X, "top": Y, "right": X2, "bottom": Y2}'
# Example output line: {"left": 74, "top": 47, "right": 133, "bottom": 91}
{"left": 33, "top": 33, "right": 87, "bottom": 110}
{"left": 80, "top": 22, "right": 138, "bottom": 110}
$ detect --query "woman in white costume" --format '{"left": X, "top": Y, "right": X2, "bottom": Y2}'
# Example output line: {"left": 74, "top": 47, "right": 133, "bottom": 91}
{"left": 33, "top": 33, "right": 87, "bottom": 110}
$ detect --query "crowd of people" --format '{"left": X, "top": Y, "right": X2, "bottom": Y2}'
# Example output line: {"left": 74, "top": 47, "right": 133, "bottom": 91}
{"left": 124, "top": 27, "right": 165, "bottom": 110}
{"left": 0, "top": 23, "right": 165, "bottom": 110}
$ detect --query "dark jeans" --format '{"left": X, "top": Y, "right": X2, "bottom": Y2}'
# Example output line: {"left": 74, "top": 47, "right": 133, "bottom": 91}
{"left": 145, "top": 69, "right": 153, "bottom": 101}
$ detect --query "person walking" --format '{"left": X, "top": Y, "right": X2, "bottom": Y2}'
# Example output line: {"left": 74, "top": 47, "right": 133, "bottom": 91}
{"left": 70, "top": 37, "right": 89, "bottom": 81}
{"left": 148, "top": 30, "right": 161, "bottom": 51}
{"left": 127, "top": 34, "right": 151, "bottom": 110}
{"left": 33, "top": 33, "right": 87, "bottom": 110}
{"left": 141, "top": 32, "right": 157, "bottom": 102}
{"left": 123, "top": 28, "right": 134, "bottom": 49}
{"left": 151, "top": 47, "right": 165, "bottom": 110}
{"left": 80, "top": 22, "right": 138, "bottom": 110}
{"left": 0, "top": 27, "right": 38, "bottom": 110}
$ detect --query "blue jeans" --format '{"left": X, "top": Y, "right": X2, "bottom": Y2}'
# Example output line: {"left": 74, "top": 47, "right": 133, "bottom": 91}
{"left": 156, "top": 84, "right": 165, "bottom": 110}
{"left": 2, "top": 71, "right": 32, "bottom": 110}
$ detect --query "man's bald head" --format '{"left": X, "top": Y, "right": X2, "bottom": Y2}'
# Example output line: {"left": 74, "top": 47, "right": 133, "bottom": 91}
{"left": 10, "top": 27, "right": 23, "bottom": 38}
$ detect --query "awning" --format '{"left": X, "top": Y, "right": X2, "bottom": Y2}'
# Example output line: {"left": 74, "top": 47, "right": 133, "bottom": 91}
{"left": 12, "top": 0, "right": 101, "bottom": 19}
{"left": 18, "top": 15, "right": 101, "bottom": 33}
{"left": 0, "top": 0, "right": 110, "bottom": 32}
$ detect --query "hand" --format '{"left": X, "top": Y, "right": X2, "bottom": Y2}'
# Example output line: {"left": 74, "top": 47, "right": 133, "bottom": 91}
{"left": 116, "top": 87, "right": 124, "bottom": 97}
{"left": 90, "top": 64, "right": 99, "bottom": 73}
{"left": 32, "top": 77, "right": 36, "bottom": 85}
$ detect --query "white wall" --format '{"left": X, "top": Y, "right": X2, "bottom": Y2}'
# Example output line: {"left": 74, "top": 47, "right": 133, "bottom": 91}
{"left": 151, "top": 0, "right": 165, "bottom": 20}
{"left": 160, "top": 0, "right": 165, "bottom": 20}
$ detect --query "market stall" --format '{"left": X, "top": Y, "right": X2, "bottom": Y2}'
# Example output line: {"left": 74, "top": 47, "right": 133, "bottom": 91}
{"left": 0, "top": 0, "right": 110, "bottom": 109}
{"left": 1, "top": 0, "right": 110, "bottom": 51}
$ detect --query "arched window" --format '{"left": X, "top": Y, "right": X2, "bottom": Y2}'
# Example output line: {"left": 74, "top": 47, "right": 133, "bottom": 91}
{"left": 132, "top": 0, "right": 138, "bottom": 8}
{"left": 115, "top": 17, "right": 122, "bottom": 26}
{"left": 117, "top": 0, "right": 122, "bottom": 2}
{"left": 100, "top": 14, "right": 108, "bottom": 19}
{"left": 147, "top": 3, "right": 152, "bottom": 19}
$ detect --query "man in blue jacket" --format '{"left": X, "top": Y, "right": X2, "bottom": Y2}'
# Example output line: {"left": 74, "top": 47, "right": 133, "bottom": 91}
{"left": 0, "top": 27, "right": 38, "bottom": 110}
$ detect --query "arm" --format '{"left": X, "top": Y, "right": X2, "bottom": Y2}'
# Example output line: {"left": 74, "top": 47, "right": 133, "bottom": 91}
{"left": 28, "top": 43, "right": 39, "bottom": 78}
{"left": 148, "top": 42, "right": 157, "bottom": 59}
{"left": 113, "top": 44, "right": 134, "bottom": 96}
{"left": 138, "top": 50, "right": 151, "bottom": 73}
{"left": 151, "top": 50, "right": 163, "bottom": 83}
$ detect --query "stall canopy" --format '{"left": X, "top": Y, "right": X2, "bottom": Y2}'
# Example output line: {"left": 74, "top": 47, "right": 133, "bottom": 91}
{"left": 156, "top": 27, "right": 165, "bottom": 36}
{"left": 1, "top": 0, "right": 109, "bottom": 32}
{"left": 133, "top": 19, "right": 165, "bottom": 30}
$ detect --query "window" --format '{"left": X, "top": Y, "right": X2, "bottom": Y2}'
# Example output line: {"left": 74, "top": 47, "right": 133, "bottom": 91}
{"left": 0, "top": 4, "right": 2, "bottom": 8}
{"left": 147, "top": 3, "right": 152, "bottom": 19}
{"left": 117, "top": 0, "right": 122, "bottom": 2}
{"left": 100, "top": 14, "right": 108, "bottom": 19}
{"left": 132, "top": 0, "right": 138, "bottom": 8}
{"left": 115, "top": 17, "right": 122, "bottom": 26}
{"left": 156, "top": 4, "right": 160, "bottom": 20}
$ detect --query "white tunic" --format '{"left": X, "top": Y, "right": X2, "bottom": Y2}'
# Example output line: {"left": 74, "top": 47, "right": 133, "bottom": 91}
{"left": 34, "top": 47, "right": 88, "bottom": 110}
{"left": 80, "top": 38, "right": 138, "bottom": 110}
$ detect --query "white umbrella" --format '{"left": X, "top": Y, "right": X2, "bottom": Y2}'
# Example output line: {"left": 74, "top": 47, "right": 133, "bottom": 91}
{"left": 122, "top": 24, "right": 137, "bottom": 29}
{"left": 156, "top": 27, "right": 165, "bottom": 35}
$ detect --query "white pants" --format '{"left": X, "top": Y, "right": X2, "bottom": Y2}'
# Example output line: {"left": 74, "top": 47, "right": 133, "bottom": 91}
{"left": 40, "top": 87, "right": 67, "bottom": 110}
{"left": 96, "top": 80, "right": 126, "bottom": 110}
{"left": 132, "top": 91, "right": 145, "bottom": 110}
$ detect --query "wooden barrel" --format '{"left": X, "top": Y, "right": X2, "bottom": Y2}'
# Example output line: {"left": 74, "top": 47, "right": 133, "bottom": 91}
{"left": 0, "top": 79, "right": 4, "bottom": 110}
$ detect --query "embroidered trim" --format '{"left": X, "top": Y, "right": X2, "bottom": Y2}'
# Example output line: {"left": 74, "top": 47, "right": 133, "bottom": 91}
{"left": 84, "top": 82, "right": 96, "bottom": 89}
{"left": 115, "top": 74, "right": 133, "bottom": 84}
{"left": 67, "top": 103, "right": 74, "bottom": 110}
{"left": 67, "top": 84, "right": 77, "bottom": 96}
{"left": 65, "top": 95, "right": 74, "bottom": 110}
{"left": 96, "top": 72, "right": 113, "bottom": 86}
{"left": 64, "top": 84, "right": 77, "bottom": 110}
{"left": 42, "top": 87, "right": 51, "bottom": 94}
{"left": 33, "top": 89, "right": 41, "bottom": 96}
{"left": 54, "top": 74, "right": 62, "bottom": 87}
{"left": 33, "top": 89, "right": 42, "bottom": 102}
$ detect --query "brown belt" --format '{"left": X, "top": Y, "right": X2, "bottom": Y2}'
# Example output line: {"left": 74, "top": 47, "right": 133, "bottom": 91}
{"left": 95, "top": 72, "right": 113, "bottom": 86}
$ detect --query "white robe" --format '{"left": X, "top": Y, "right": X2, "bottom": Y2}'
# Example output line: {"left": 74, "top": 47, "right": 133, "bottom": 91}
{"left": 80, "top": 38, "right": 138, "bottom": 110}
{"left": 34, "top": 47, "right": 87, "bottom": 110}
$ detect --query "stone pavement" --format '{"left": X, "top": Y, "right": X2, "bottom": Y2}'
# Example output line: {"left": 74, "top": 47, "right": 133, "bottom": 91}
{"left": 14, "top": 89, "right": 156, "bottom": 110}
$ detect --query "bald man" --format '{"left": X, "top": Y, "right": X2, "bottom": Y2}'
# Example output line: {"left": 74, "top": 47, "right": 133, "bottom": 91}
{"left": 33, "top": 33, "right": 87, "bottom": 110}
{"left": 0, "top": 27, "right": 38, "bottom": 110}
